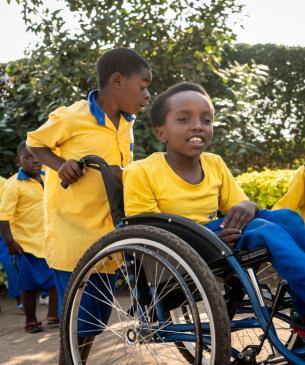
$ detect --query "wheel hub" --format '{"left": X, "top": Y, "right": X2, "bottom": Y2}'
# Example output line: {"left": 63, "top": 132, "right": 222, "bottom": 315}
{"left": 125, "top": 327, "right": 138, "bottom": 344}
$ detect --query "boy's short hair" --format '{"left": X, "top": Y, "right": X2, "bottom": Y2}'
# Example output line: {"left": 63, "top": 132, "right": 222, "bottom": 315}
{"left": 97, "top": 48, "right": 150, "bottom": 89}
{"left": 151, "top": 82, "right": 211, "bottom": 128}
{"left": 17, "top": 141, "right": 27, "bottom": 157}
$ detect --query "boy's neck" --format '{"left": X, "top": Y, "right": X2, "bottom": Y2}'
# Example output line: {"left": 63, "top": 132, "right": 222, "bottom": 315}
{"left": 165, "top": 152, "right": 204, "bottom": 185}
{"left": 22, "top": 170, "right": 43, "bottom": 184}
{"left": 96, "top": 90, "right": 121, "bottom": 129}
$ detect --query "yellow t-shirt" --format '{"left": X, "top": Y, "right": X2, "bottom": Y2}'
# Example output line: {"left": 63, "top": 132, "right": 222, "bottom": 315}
{"left": 273, "top": 166, "right": 305, "bottom": 220}
{"left": 0, "top": 176, "right": 6, "bottom": 199}
{"left": 123, "top": 152, "right": 248, "bottom": 224}
{"left": 27, "top": 99, "right": 133, "bottom": 271}
{"left": 0, "top": 172, "right": 45, "bottom": 258}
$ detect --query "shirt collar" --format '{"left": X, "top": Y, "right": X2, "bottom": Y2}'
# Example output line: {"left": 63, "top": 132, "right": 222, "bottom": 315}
{"left": 17, "top": 168, "right": 45, "bottom": 180}
{"left": 88, "top": 90, "right": 135, "bottom": 126}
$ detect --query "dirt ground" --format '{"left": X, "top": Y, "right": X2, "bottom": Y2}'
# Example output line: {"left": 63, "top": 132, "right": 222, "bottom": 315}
{"left": 0, "top": 295, "right": 59, "bottom": 365}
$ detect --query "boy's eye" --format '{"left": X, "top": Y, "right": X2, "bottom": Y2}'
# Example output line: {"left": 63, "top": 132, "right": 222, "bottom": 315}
{"left": 177, "top": 117, "right": 189, "bottom": 123}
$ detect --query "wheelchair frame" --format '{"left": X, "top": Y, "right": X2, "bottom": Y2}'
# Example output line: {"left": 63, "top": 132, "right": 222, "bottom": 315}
{"left": 61, "top": 155, "right": 305, "bottom": 365}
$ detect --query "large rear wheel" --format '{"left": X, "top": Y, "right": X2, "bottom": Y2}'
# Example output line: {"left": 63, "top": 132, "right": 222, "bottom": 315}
{"left": 61, "top": 225, "right": 231, "bottom": 364}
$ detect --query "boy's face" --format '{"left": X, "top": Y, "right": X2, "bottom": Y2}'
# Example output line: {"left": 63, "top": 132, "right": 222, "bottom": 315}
{"left": 17, "top": 149, "right": 42, "bottom": 177}
{"left": 155, "top": 90, "right": 214, "bottom": 159}
{"left": 114, "top": 67, "right": 152, "bottom": 114}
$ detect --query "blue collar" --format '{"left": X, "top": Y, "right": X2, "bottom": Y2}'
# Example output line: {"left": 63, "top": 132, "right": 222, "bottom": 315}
{"left": 17, "top": 168, "right": 45, "bottom": 180}
{"left": 88, "top": 90, "right": 135, "bottom": 125}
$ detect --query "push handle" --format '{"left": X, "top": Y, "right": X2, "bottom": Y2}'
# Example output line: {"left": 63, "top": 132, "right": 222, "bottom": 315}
{"left": 60, "top": 160, "right": 85, "bottom": 189}
{"left": 60, "top": 155, "right": 124, "bottom": 226}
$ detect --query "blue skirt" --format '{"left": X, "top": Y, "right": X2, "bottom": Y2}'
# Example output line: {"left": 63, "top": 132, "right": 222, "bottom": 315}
{"left": 16, "top": 252, "right": 55, "bottom": 291}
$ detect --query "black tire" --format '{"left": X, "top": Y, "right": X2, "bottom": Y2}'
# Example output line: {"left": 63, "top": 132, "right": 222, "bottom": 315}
{"left": 61, "top": 225, "right": 231, "bottom": 365}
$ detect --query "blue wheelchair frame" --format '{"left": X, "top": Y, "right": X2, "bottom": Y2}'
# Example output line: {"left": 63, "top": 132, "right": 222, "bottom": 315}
{"left": 122, "top": 213, "right": 305, "bottom": 365}
{"left": 72, "top": 154, "right": 305, "bottom": 365}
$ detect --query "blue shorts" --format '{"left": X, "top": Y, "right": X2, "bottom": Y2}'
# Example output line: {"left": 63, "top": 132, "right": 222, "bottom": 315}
{"left": 53, "top": 269, "right": 117, "bottom": 337}
{"left": 15, "top": 253, "right": 55, "bottom": 291}
{"left": 206, "top": 209, "right": 305, "bottom": 316}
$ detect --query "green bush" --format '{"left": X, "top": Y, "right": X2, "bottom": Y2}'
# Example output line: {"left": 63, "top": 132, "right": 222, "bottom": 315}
{"left": 236, "top": 168, "right": 294, "bottom": 209}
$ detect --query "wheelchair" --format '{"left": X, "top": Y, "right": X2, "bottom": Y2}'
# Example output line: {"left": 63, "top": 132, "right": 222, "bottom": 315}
{"left": 61, "top": 155, "right": 305, "bottom": 365}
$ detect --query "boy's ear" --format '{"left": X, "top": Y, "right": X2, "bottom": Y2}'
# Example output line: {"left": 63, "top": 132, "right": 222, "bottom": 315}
{"left": 16, "top": 157, "right": 20, "bottom": 167}
{"left": 155, "top": 126, "right": 167, "bottom": 144}
{"left": 110, "top": 72, "right": 124, "bottom": 90}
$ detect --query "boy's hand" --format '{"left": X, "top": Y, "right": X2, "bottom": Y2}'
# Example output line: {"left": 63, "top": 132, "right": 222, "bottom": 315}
{"left": 218, "top": 228, "right": 241, "bottom": 248}
{"left": 58, "top": 160, "right": 85, "bottom": 187}
{"left": 221, "top": 201, "right": 259, "bottom": 231}
{"left": 7, "top": 240, "right": 24, "bottom": 255}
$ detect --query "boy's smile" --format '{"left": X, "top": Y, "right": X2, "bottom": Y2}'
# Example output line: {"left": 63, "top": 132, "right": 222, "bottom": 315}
{"left": 156, "top": 90, "right": 214, "bottom": 160}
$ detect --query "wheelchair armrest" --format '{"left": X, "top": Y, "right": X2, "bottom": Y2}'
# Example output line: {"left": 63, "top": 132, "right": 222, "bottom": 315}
{"left": 122, "top": 213, "right": 232, "bottom": 265}
{"left": 210, "top": 248, "right": 270, "bottom": 277}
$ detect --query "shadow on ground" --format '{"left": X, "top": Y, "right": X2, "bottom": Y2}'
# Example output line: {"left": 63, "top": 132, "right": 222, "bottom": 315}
{"left": 0, "top": 295, "right": 59, "bottom": 365}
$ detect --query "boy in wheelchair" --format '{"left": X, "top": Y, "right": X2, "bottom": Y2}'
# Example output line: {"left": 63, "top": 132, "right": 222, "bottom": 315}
{"left": 123, "top": 81, "right": 305, "bottom": 340}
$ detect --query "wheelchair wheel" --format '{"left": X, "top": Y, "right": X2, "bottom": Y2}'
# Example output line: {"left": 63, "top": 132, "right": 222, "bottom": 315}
{"left": 61, "top": 225, "right": 230, "bottom": 365}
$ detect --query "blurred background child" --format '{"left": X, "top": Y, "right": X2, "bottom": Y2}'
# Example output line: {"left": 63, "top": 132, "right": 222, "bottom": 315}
{"left": 0, "top": 142, "right": 58, "bottom": 333}
{"left": 0, "top": 175, "right": 22, "bottom": 313}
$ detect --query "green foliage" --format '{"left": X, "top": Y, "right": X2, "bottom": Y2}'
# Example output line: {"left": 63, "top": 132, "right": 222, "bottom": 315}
{"left": 1, "top": 0, "right": 269, "bottom": 176}
{"left": 236, "top": 168, "right": 293, "bottom": 209}
{"left": 225, "top": 44, "right": 305, "bottom": 170}
{"left": 211, "top": 61, "right": 269, "bottom": 174}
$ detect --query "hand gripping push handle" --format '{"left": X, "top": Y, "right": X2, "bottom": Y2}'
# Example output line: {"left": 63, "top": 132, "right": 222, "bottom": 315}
{"left": 60, "top": 155, "right": 124, "bottom": 226}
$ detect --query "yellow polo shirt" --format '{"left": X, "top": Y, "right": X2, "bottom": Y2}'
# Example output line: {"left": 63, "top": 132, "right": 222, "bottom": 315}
{"left": 27, "top": 97, "right": 134, "bottom": 271}
{"left": 0, "top": 172, "right": 45, "bottom": 258}
{"left": 273, "top": 166, "right": 305, "bottom": 220}
{"left": 0, "top": 176, "right": 6, "bottom": 199}
{"left": 123, "top": 152, "right": 248, "bottom": 224}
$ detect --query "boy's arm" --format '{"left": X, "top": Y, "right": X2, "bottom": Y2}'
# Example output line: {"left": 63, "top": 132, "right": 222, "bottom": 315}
{"left": 26, "top": 112, "right": 84, "bottom": 186}
{"left": 218, "top": 157, "right": 258, "bottom": 231}
{"left": 123, "top": 163, "right": 161, "bottom": 216}
{"left": 0, "top": 221, "right": 23, "bottom": 255}
{"left": 27, "top": 146, "right": 84, "bottom": 186}
{"left": 221, "top": 200, "right": 258, "bottom": 231}
{"left": 0, "top": 181, "right": 23, "bottom": 255}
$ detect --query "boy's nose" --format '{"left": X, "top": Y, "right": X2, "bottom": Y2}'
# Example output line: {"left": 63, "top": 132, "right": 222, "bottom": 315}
{"left": 191, "top": 119, "right": 204, "bottom": 130}
{"left": 144, "top": 89, "right": 151, "bottom": 100}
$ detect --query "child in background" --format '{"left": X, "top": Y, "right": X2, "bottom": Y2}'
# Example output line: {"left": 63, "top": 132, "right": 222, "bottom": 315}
{"left": 123, "top": 82, "right": 305, "bottom": 338}
{"left": 26, "top": 48, "right": 151, "bottom": 363}
{"left": 273, "top": 165, "right": 305, "bottom": 220}
{"left": 0, "top": 142, "right": 58, "bottom": 333}
{"left": 0, "top": 176, "right": 22, "bottom": 313}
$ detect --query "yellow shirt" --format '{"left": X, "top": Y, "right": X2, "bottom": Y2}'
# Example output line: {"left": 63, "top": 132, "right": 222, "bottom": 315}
{"left": 123, "top": 152, "right": 248, "bottom": 224}
{"left": 0, "top": 172, "right": 45, "bottom": 258}
{"left": 273, "top": 166, "right": 305, "bottom": 220}
{"left": 0, "top": 176, "right": 6, "bottom": 199}
{"left": 27, "top": 98, "right": 134, "bottom": 271}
